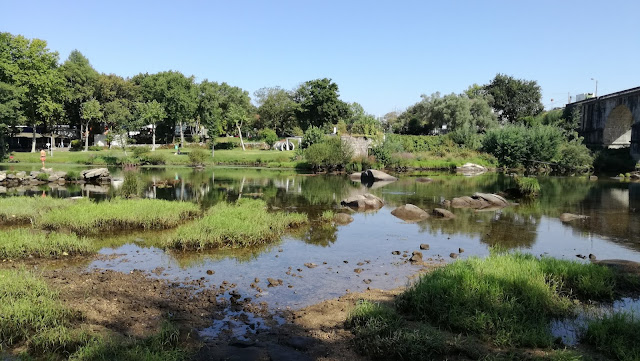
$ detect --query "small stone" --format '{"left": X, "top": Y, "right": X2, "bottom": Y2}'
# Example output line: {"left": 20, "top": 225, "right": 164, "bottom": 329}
{"left": 206, "top": 269, "right": 214, "bottom": 275}
{"left": 458, "top": 248, "right": 465, "bottom": 253}
{"left": 392, "top": 251, "right": 401, "bottom": 255}
{"left": 449, "top": 253, "right": 458, "bottom": 259}
{"left": 410, "top": 251, "right": 423, "bottom": 263}
{"left": 343, "top": 260, "right": 348, "bottom": 264}
{"left": 304, "top": 263, "right": 317, "bottom": 269}
{"left": 354, "top": 268, "right": 363, "bottom": 274}
{"left": 363, "top": 279, "right": 372, "bottom": 284}
{"left": 420, "top": 244, "right": 430, "bottom": 250}
{"left": 254, "top": 278, "right": 260, "bottom": 283}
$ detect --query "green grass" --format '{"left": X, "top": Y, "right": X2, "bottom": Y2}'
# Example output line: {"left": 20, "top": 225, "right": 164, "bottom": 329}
{"left": 0, "top": 196, "right": 73, "bottom": 224}
{"left": 0, "top": 228, "right": 93, "bottom": 259}
{"left": 0, "top": 269, "right": 79, "bottom": 348}
{"left": 320, "top": 210, "right": 335, "bottom": 222}
{"left": 37, "top": 198, "right": 201, "bottom": 234}
{"left": 166, "top": 199, "right": 307, "bottom": 250}
{"left": 396, "top": 252, "right": 616, "bottom": 347}
{"left": 582, "top": 312, "right": 640, "bottom": 361}
{"left": 516, "top": 176, "right": 541, "bottom": 197}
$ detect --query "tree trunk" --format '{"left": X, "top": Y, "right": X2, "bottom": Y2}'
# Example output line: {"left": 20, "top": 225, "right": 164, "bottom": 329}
{"left": 179, "top": 121, "right": 185, "bottom": 148}
{"left": 84, "top": 121, "right": 89, "bottom": 152}
{"left": 152, "top": 125, "right": 156, "bottom": 151}
{"left": 211, "top": 141, "right": 215, "bottom": 158}
{"left": 31, "top": 126, "right": 36, "bottom": 153}
{"left": 50, "top": 134, "right": 55, "bottom": 156}
{"left": 237, "top": 125, "right": 245, "bottom": 151}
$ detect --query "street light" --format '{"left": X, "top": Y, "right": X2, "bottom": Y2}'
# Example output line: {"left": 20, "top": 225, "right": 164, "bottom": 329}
{"left": 591, "top": 78, "right": 598, "bottom": 97}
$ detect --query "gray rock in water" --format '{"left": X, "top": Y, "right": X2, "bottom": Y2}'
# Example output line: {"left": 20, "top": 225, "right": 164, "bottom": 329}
{"left": 450, "top": 193, "right": 509, "bottom": 209}
{"left": 456, "top": 163, "right": 487, "bottom": 176}
{"left": 420, "top": 243, "right": 430, "bottom": 250}
{"left": 341, "top": 193, "right": 384, "bottom": 210}
{"left": 410, "top": 251, "right": 423, "bottom": 263}
{"left": 432, "top": 208, "right": 456, "bottom": 219}
{"left": 559, "top": 213, "right": 589, "bottom": 222}
{"left": 361, "top": 169, "right": 398, "bottom": 182}
{"left": 81, "top": 168, "right": 110, "bottom": 180}
{"left": 391, "top": 204, "right": 429, "bottom": 222}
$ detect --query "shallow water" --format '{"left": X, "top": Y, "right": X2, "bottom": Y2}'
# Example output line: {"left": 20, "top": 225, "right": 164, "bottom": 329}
{"left": 3, "top": 166, "right": 640, "bottom": 337}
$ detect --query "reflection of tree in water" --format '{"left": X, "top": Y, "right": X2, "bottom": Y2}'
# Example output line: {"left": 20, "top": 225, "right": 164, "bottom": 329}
{"left": 170, "top": 242, "right": 279, "bottom": 268}
{"left": 300, "top": 223, "right": 338, "bottom": 247}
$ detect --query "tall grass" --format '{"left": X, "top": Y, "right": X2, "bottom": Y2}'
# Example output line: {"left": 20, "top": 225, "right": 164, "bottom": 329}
{"left": 396, "top": 252, "right": 616, "bottom": 347}
{"left": 582, "top": 312, "right": 640, "bottom": 361}
{"left": 38, "top": 198, "right": 201, "bottom": 234}
{"left": 0, "top": 196, "right": 73, "bottom": 224}
{"left": 515, "top": 176, "right": 541, "bottom": 197}
{"left": 0, "top": 228, "right": 93, "bottom": 258}
{"left": 0, "top": 269, "right": 78, "bottom": 347}
{"left": 166, "top": 199, "right": 307, "bottom": 250}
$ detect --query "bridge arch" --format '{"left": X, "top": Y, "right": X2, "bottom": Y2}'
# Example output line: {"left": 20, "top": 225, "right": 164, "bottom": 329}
{"left": 603, "top": 104, "right": 633, "bottom": 148}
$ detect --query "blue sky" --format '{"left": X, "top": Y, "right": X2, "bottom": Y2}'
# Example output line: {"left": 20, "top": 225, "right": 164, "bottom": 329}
{"left": 2, "top": 0, "right": 638, "bottom": 116}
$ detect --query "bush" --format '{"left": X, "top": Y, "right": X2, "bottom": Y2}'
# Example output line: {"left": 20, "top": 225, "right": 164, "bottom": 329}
{"left": 555, "top": 141, "right": 593, "bottom": 174}
{"left": 448, "top": 127, "right": 483, "bottom": 150}
{"left": 138, "top": 152, "right": 167, "bottom": 165}
{"left": 65, "top": 170, "right": 81, "bottom": 181}
{"left": 304, "top": 137, "right": 353, "bottom": 171}
{"left": 188, "top": 148, "right": 208, "bottom": 166}
{"left": 258, "top": 129, "right": 278, "bottom": 148}
{"left": 88, "top": 145, "right": 103, "bottom": 151}
{"left": 302, "top": 126, "right": 325, "bottom": 149}
{"left": 132, "top": 146, "right": 150, "bottom": 158}
{"left": 70, "top": 140, "right": 82, "bottom": 151}
{"left": 36, "top": 173, "right": 50, "bottom": 181}
{"left": 515, "top": 176, "right": 540, "bottom": 197}
{"left": 385, "top": 134, "right": 445, "bottom": 153}
{"left": 482, "top": 125, "right": 563, "bottom": 168}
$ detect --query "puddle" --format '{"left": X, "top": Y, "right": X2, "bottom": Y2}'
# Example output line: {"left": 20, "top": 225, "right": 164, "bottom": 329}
{"left": 198, "top": 311, "right": 286, "bottom": 340}
{"left": 551, "top": 297, "right": 640, "bottom": 346}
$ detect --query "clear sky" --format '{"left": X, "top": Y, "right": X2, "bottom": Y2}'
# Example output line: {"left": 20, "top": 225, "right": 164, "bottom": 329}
{"left": 2, "top": 0, "right": 639, "bottom": 116}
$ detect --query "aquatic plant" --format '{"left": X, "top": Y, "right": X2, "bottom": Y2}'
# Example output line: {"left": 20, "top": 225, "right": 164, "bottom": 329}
{"left": 38, "top": 198, "right": 200, "bottom": 234}
{"left": 515, "top": 176, "right": 540, "bottom": 197}
{"left": 0, "top": 196, "right": 72, "bottom": 224}
{"left": 0, "top": 228, "right": 93, "bottom": 258}
{"left": 119, "top": 171, "right": 142, "bottom": 198}
{"left": 166, "top": 198, "right": 307, "bottom": 250}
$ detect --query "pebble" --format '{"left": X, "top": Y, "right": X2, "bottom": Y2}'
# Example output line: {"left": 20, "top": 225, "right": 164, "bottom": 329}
{"left": 458, "top": 248, "right": 465, "bottom": 253}
{"left": 450, "top": 253, "right": 459, "bottom": 259}
{"left": 420, "top": 243, "right": 430, "bottom": 250}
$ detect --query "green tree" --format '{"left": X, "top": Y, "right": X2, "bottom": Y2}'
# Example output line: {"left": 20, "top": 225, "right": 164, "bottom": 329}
{"left": 40, "top": 99, "right": 65, "bottom": 155}
{"left": 484, "top": 74, "right": 543, "bottom": 123}
{"left": 136, "top": 100, "right": 166, "bottom": 151}
{"left": 103, "top": 99, "right": 134, "bottom": 149}
{"left": 60, "top": 50, "right": 99, "bottom": 144}
{"left": 254, "top": 86, "right": 299, "bottom": 136}
{"left": 294, "top": 78, "right": 350, "bottom": 130}
{"left": 197, "top": 80, "right": 223, "bottom": 156}
{"left": 80, "top": 99, "right": 102, "bottom": 151}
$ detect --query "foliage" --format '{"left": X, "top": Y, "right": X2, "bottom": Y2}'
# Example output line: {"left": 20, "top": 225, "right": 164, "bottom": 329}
{"left": 65, "top": 170, "right": 81, "bottom": 181}
{"left": 132, "top": 146, "right": 150, "bottom": 158}
{"left": 187, "top": 148, "right": 208, "bottom": 166}
{"left": 166, "top": 199, "right": 307, "bottom": 250}
{"left": 120, "top": 172, "right": 142, "bottom": 198}
{"left": 555, "top": 141, "right": 593, "bottom": 173}
{"left": 294, "top": 78, "right": 350, "bottom": 130}
{"left": 254, "top": 86, "right": 300, "bottom": 136}
{"left": 484, "top": 73, "right": 544, "bottom": 123}
{"left": 482, "top": 125, "right": 563, "bottom": 168}
{"left": 0, "top": 228, "right": 93, "bottom": 258}
{"left": 37, "top": 198, "right": 200, "bottom": 234}
{"left": 396, "top": 252, "right": 616, "bottom": 347}
{"left": 258, "top": 128, "right": 278, "bottom": 147}
{"left": 301, "top": 126, "right": 325, "bottom": 149}
{"left": 582, "top": 312, "right": 640, "bottom": 361}
{"left": 385, "top": 134, "right": 444, "bottom": 153}
{"left": 304, "top": 136, "right": 354, "bottom": 171}
{"left": 515, "top": 176, "right": 540, "bottom": 197}
{"left": 70, "top": 139, "right": 82, "bottom": 151}
{"left": 138, "top": 152, "right": 167, "bottom": 165}
{"left": 36, "top": 172, "right": 50, "bottom": 181}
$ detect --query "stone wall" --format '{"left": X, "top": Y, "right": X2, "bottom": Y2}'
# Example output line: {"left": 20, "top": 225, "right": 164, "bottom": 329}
{"left": 340, "top": 135, "right": 376, "bottom": 158}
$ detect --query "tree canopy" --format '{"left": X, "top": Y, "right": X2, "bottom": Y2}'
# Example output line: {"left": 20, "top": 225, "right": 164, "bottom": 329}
{"left": 484, "top": 73, "right": 544, "bottom": 123}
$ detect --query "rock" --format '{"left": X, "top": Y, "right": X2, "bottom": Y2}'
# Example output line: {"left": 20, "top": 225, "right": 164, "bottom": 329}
{"left": 451, "top": 193, "right": 509, "bottom": 209}
{"left": 432, "top": 208, "right": 456, "bottom": 219}
{"left": 81, "top": 168, "right": 110, "bottom": 181}
{"left": 267, "top": 278, "right": 283, "bottom": 287}
{"left": 363, "top": 279, "right": 372, "bottom": 284}
{"left": 15, "top": 171, "right": 26, "bottom": 180}
{"left": 410, "top": 251, "right": 423, "bottom": 263}
{"left": 283, "top": 336, "right": 315, "bottom": 351}
{"left": 420, "top": 243, "right": 430, "bottom": 250}
{"left": 354, "top": 268, "right": 363, "bottom": 274}
{"left": 206, "top": 270, "right": 214, "bottom": 275}
{"left": 391, "top": 251, "right": 401, "bottom": 255}
{"left": 450, "top": 253, "right": 459, "bottom": 259}
{"left": 333, "top": 213, "right": 353, "bottom": 225}
{"left": 361, "top": 169, "right": 398, "bottom": 182}
{"left": 441, "top": 199, "right": 451, "bottom": 208}
{"left": 589, "top": 254, "right": 596, "bottom": 260}
{"left": 590, "top": 175, "right": 599, "bottom": 181}
{"left": 340, "top": 193, "right": 384, "bottom": 210}
{"left": 54, "top": 171, "right": 67, "bottom": 179}
{"left": 391, "top": 204, "right": 429, "bottom": 222}
{"left": 458, "top": 248, "right": 465, "bottom": 253}
{"left": 349, "top": 173, "right": 362, "bottom": 181}
{"left": 304, "top": 263, "right": 317, "bottom": 269}
{"left": 456, "top": 163, "right": 487, "bottom": 175}
{"left": 559, "top": 213, "right": 589, "bottom": 222}
{"left": 0, "top": 186, "right": 6, "bottom": 193}
{"left": 415, "top": 177, "right": 433, "bottom": 183}
{"left": 0, "top": 172, "right": 5, "bottom": 182}
{"left": 47, "top": 175, "right": 59, "bottom": 182}
{"left": 475, "top": 193, "right": 509, "bottom": 207}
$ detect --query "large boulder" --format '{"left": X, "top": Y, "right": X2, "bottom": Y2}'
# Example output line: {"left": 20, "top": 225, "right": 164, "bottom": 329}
{"left": 450, "top": 193, "right": 509, "bottom": 209}
{"left": 81, "top": 168, "right": 110, "bottom": 181}
{"left": 474, "top": 193, "right": 509, "bottom": 207}
{"left": 559, "top": 213, "right": 589, "bottom": 222}
{"left": 0, "top": 172, "right": 5, "bottom": 182}
{"left": 391, "top": 204, "right": 429, "bottom": 222}
{"left": 456, "top": 163, "right": 487, "bottom": 176}
{"left": 361, "top": 169, "right": 397, "bottom": 182}
{"left": 432, "top": 208, "right": 455, "bottom": 219}
{"left": 333, "top": 213, "right": 354, "bottom": 225}
{"left": 341, "top": 193, "right": 384, "bottom": 210}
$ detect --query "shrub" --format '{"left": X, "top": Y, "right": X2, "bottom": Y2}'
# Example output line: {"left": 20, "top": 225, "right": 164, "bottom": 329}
{"left": 448, "top": 127, "right": 483, "bottom": 150}
{"left": 302, "top": 126, "right": 325, "bottom": 149}
{"left": 36, "top": 173, "right": 50, "bottom": 181}
{"left": 258, "top": 129, "right": 278, "bottom": 148}
{"left": 132, "top": 146, "right": 150, "bottom": 158}
{"left": 88, "top": 145, "right": 103, "bottom": 151}
{"left": 482, "top": 125, "right": 563, "bottom": 168}
{"left": 65, "top": 170, "right": 81, "bottom": 181}
{"left": 188, "top": 148, "right": 208, "bottom": 166}
{"left": 119, "top": 172, "right": 142, "bottom": 198}
{"left": 385, "top": 134, "right": 444, "bottom": 153}
{"left": 304, "top": 137, "right": 353, "bottom": 171}
{"left": 70, "top": 140, "right": 82, "bottom": 151}
{"left": 139, "top": 152, "right": 167, "bottom": 165}
{"left": 555, "top": 141, "right": 593, "bottom": 173}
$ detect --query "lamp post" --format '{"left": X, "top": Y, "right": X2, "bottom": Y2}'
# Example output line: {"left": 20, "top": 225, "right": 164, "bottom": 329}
{"left": 591, "top": 78, "right": 598, "bottom": 97}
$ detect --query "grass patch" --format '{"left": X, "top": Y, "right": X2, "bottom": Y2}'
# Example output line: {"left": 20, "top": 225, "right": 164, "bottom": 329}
{"left": 396, "top": 252, "right": 616, "bottom": 347}
{"left": 320, "top": 210, "right": 335, "bottom": 222}
{"left": 0, "top": 196, "right": 73, "bottom": 224}
{"left": 0, "top": 228, "right": 93, "bottom": 259}
{"left": 0, "top": 269, "right": 79, "bottom": 348}
{"left": 516, "top": 176, "right": 541, "bottom": 197}
{"left": 582, "top": 312, "right": 640, "bottom": 361}
{"left": 166, "top": 199, "right": 307, "bottom": 250}
{"left": 37, "top": 198, "right": 201, "bottom": 234}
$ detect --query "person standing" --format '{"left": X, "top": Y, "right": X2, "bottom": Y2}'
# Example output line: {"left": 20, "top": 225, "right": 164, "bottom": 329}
{"left": 40, "top": 149, "right": 46, "bottom": 169}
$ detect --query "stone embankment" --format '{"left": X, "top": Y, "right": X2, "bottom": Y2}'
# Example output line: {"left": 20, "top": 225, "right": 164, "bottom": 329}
{"left": 0, "top": 168, "right": 111, "bottom": 187}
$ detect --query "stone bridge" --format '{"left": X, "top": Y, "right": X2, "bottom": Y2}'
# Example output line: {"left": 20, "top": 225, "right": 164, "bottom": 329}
{"left": 568, "top": 86, "right": 640, "bottom": 157}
